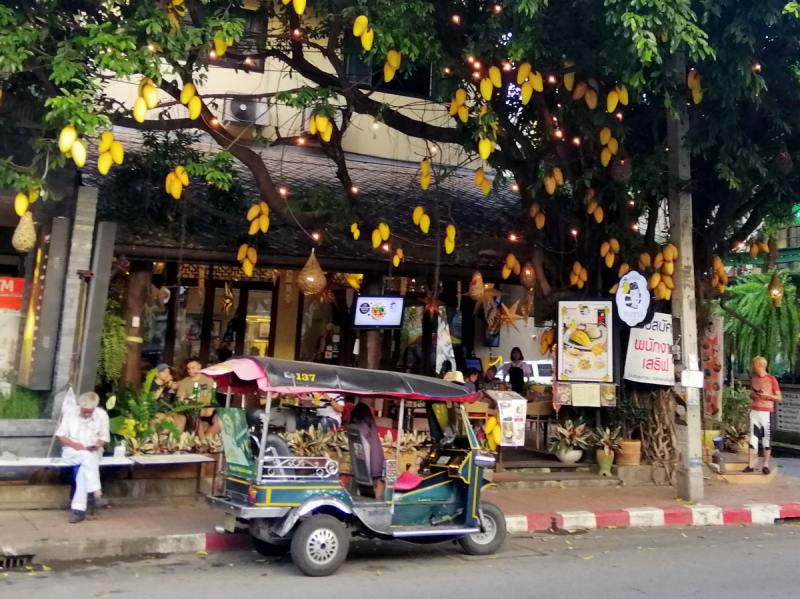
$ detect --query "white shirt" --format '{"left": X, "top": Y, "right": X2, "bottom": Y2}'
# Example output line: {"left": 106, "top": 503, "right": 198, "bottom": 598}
{"left": 501, "top": 360, "right": 533, "bottom": 378}
{"left": 56, "top": 406, "right": 110, "bottom": 447}
{"left": 316, "top": 395, "right": 344, "bottom": 424}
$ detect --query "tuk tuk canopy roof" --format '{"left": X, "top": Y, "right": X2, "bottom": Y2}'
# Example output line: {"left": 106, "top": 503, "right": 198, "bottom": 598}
{"left": 201, "top": 357, "right": 480, "bottom": 402}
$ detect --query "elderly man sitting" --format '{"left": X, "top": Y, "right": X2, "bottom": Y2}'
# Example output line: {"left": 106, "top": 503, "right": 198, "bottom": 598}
{"left": 56, "top": 392, "right": 111, "bottom": 523}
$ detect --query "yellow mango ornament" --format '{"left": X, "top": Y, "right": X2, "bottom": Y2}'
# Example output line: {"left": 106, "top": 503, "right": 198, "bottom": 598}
{"left": 353, "top": 15, "right": 368, "bottom": 37}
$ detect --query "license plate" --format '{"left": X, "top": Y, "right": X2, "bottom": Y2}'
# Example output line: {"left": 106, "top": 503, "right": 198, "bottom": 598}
{"left": 224, "top": 513, "right": 237, "bottom": 533}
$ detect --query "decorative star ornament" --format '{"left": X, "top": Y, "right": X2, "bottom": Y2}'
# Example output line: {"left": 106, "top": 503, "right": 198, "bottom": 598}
{"left": 424, "top": 291, "right": 442, "bottom": 315}
{"left": 498, "top": 301, "right": 525, "bottom": 331}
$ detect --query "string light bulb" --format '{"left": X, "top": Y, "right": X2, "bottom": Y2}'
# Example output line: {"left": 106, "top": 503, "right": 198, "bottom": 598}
{"left": 297, "top": 137, "right": 306, "bottom": 145}
{"left": 311, "top": 232, "right": 321, "bottom": 241}
{"left": 382, "top": 243, "right": 390, "bottom": 252}
{"left": 554, "top": 129, "right": 563, "bottom": 139}
{"left": 572, "top": 137, "right": 581, "bottom": 146}
{"left": 444, "top": 67, "right": 451, "bottom": 74}
{"left": 473, "top": 72, "right": 481, "bottom": 80}
{"left": 467, "top": 55, "right": 475, "bottom": 63}
{"left": 511, "top": 183, "right": 519, "bottom": 192}
{"left": 292, "top": 28, "right": 302, "bottom": 37}
{"left": 210, "top": 117, "right": 219, "bottom": 127}
{"left": 570, "top": 229, "right": 578, "bottom": 237}
{"left": 244, "top": 57, "right": 253, "bottom": 65}
{"left": 147, "top": 44, "right": 156, "bottom": 53}
{"left": 615, "top": 112, "right": 623, "bottom": 121}
{"left": 548, "top": 75, "right": 556, "bottom": 84}
{"left": 754, "top": 63, "right": 762, "bottom": 72}
{"left": 473, "top": 61, "right": 482, "bottom": 70}
{"left": 493, "top": 4, "right": 503, "bottom": 13}
{"left": 351, "top": 186, "right": 359, "bottom": 194}
{"left": 452, "top": 15, "right": 461, "bottom": 24}
{"left": 372, "top": 121, "right": 379, "bottom": 130}
{"left": 509, "top": 233, "right": 518, "bottom": 242}
{"left": 279, "top": 187, "right": 288, "bottom": 196}
{"left": 628, "top": 199, "right": 635, "bottom": 206}
{"left": 502, "top": 62, "right": 512, "bottom": 71}
{"left": 209, "top": 50, "right": 217, "bottom": 59}
{"left": 632, "top": 223, "right": 639, "bottom": 231}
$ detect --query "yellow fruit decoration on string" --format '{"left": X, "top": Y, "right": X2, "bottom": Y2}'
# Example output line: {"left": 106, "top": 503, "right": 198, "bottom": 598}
{"left": 180, "top": 83, "right": 196, "bottom": 105}
{"left": 259, "top": 214, "right": 269, "bottom": 233}
{"left": 170, "top": 178, "right": 183, "bottom": 199}
{"left": 97, "top": 151, "right": 113, "bottom": 175}
{"left": 520, "top": 82, "right": 533, "bottom": 105}
{"left": 457, "top": 106, "right": 469, "bottom": 123}
{"left": 259, "top": 201, "right": 269, "bottom": 216}
{"left": 188, "top": 96, "right": 202, "bottom": 120}
{"left": 529, "top": 203, "right": 541, "bottom": 217}
{"left": 371, "top": 229, "right": 381, "bottom": 248}
{"left": 413, "top": 206, "right": 424, "bottom": 225}
{"left": 393, "top": 255, "right": 400, "bottom": 268}
{"left": 455, "top": 88, "right": 467, "bottom": 105}
{"left": 489, "top": 66, "right": 502, "bottom": 88}
{"left": 579, "top": 267, "right": 588, "bottom": 282}
{"left": 607, "top": 137, "right": 619, "bottom": 156}
{"left": 142, "top": 84, "right": 159, "bottom": 109}
{"left": 396, "top": 249, "right": 404, "bottom": 260}
{"left": 480, "top": 77, "right": 493, "bottom": 101}
{"left": 618, "top": 263, "right": 630, "bottom": 277}
{"left": 59, "top": 125, "right": 77, "bottom": 153}
{"left": 379, "top": 222, "right": 390, "bottom": 241}
{"left": 531, "top": 72, "right": 543, "bottom": 92}
{"left": 110, "top": 141, "right": 124, "bottom": 165}
{"left": 361, "top": 29, "right": 374, "bottom": 51}
{"left": 587, "top": 201, "right": 598, "bottom": 215}
{"left": 552, "top": 167, "right": 564, "bottom": 186}
{"left": 506, "top": 254, "right": 517, "bottom": 269}
{"left": 133, "top": 97, "right": 147, "bottom": 123}
{"left": 14, "top": 193, "right": 28, "bottom": 217}
{"left": 384, "top": 63, "right": 396, "bottom": 82}
{"left": 248, "top": 219, "right": 260, "bottom": 235}
{"left": 474, "top": 169, "right": 485, "bottom": 186}
{"left": 584, "top": 89, "right": 598, "bottom": 109}
{"left": 481, "top": 178, "right": 491, "bottom": 195}
{"left": 610, "top": 238, "right": 620, "bottom": 253}
{"left": 617, "top": 85, "right": 629, "bottom": 105}
{"left": 321, "top": 124, "right": 333, "bottom": 142}
{"left": 353, "top": 229, "right": 361, "bottom": 240}
{"left": 247, "top": 247, "right": 257, "bottom": 264}
{"left": 535, "top": 212, "right": 545, "bottom": 229}
{"left": 387, "top": 50, "right": 401, "bottom": 70}
{"left": 692, "top": 89, "right": 703, "bottom": 104}
{"left": 293, "top": 0, "right": 306, "bottom": 14}
{"left": 350, "top": 222, "right": 358, "bottom": 233}
{"left": 648, "top": 273, "right": 661, "bottom": 290}
{"left": 599, "top": 127, "right": 611, "bottom": 146}
{"left": 242, "top": 258, "right": 253, "bottom": 277}
{"left": 606, "top": 90, "right": 619, "bottom": 113}
{"left": 444, "top": 237, "right": 455, "bottom": 255}
{"left": 247, "top": 205, "right": 261, "bottom": 221}
{"left": 213, "top": 35, "right": 227, "bottom": 57}
{"left": 604, "top": 252, "right": 615, "bottom": 268}
{"left": 544, "top": 177, "right": 556, "bottom": 195}
{"left": 600, "top": 241, "right": 611, "bottom": 257}
{"left": 478, "top": 138, "right": 493, "bottom": 160}
{"left": 309, "top": 117, "right": 318, "bottom": 134}
{"left": 601, "top": 147, "right": 612, "bottom": 166}
{"left": 517, "top": 62, "right": 532, "bottom": 85}
{"left": 639, "top": 252, "right": 651, "bottom": 268}
{"left": 353, "top": 15, "right": 368, "bottom": 37}
{"left": 446, "top": 224, "right": 456, "bottom": 240}
{"left": 165, "top": 171, "right": 176, "bottom": 193}
{"left": 572, "top": 81, "right": 587, "bottom": 100}
{"left": 610, "top": 284, "right": 619, "bottom": 294}
{"left": 421, "top": 159, "right": 430, "bottom": 177}
{"left": 237, "top": 244, "right": 248, "bottom": 262}
{"left": 420, "top": 213, "right": 431, "bottom": 234}
{"left": 486, "top": 416, "right": 497, "bottom": 436}
{"left": 654, "top": 252, "right": 664, "bottom": 269}
{"left": 666, "top": 243, "right": 678, "bottom": 260}
{"left": 662, "top": 274, "right": 674, "bottom": 289}
{"left": 656, "top": 281, "right": 667, "bottom": 300}
{"left": 71, "top": 139, "right": 87, "bottom": 167}
{"left": 421, "top": 173, "right": 431, "bottom": 190}
{"left": 502, "top": 265, "right": 511, "bottom": 279}
{"left": 98, "top": 131, "right": 114, "bottom": 153}
{"left": 593, "top": 207, "right": 604, "bottom": 223}
{"left": 449, "top": 102, "right": 459, "bottom": 116}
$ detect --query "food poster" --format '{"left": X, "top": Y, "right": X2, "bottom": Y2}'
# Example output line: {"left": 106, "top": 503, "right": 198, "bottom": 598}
{"left": 217, "top": 408, "right": 256, "bottom": 479}
{"left": 483, "top": 390, "right": 526, "bottom": 446}
{"left": 557, "top": 301, "right": 613, "bottom": 382}
{"left": 701, "top": 317, "right": 724, "bottom": 420}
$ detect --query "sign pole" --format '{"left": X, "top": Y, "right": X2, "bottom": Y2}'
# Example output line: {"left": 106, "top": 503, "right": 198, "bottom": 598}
{"left": 668, "top": 53, "right": 704, "bottom": 502}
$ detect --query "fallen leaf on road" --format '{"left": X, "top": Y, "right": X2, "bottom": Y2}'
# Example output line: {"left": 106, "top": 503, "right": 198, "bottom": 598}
{"left": 607, "top": 526, "right": 617, "bottom": 529}
{"left": 764, "top": 532, "right": 773, "bottom": 536}
{"left": 582, "top": 556, "right": 594, "bottom": 560}
{"left": 42, "top": 565, "right": 51, "bottom": 571}
{"left": 25, "top": 566, "right": 33, "bottom": 571}
{"left": 647, "top": 548, "right": 656, "bottom": 551}
{"left": 603, "top": 551, "right": 610, "bottom": 554}
{"left": 565, "top": 540, "right": 572, "bottom": 545}
{"left": 567, "top": 530, "right": 576, "bottom": 533}
{"left": 196, "top": 551, "right": 208, "bottom": 556}
{"left": 681, "top": 533, "right": 688, "bottom": 538}
{"left": 635, "top": 546, "right": 642, "bottom": 550}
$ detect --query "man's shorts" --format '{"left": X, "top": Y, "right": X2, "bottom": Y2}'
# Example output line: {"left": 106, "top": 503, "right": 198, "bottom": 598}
{"left": 749, "top": 410, "right": 772, "bottom": 450}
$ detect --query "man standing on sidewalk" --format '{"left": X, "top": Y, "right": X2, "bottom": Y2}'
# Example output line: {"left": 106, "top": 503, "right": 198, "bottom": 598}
{"left": 745, "top": 357, "right": 781, "bottom": 475}
{"left": 56, "top": 392, "right": 110, "bottom": 523}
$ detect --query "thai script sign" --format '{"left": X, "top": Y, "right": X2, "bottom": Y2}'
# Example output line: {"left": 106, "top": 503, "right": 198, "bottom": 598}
{"left": 624, "top": 312, "right": 674, "bottom": 386}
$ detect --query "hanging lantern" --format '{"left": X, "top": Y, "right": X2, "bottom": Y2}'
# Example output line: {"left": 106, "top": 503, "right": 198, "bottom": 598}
{"left": 610, "top": 156, "right": 632, "bottom": 183}
{"left": 12, "top": 212, "right": 36, "bottom": 252}
{"left": 520, "top": 262, "right": 536, "bottom": 290}
{"left": 768, "top": 270, "right": 784, "bottom": 307}
{"left": 776, "top": 146, "right": 793, "bottom": 175}
{"left": 519, "top": 288, "right": 534, "bottom": 318}
{"left": 298, "top": 249, "right": 326, "bottom": 295}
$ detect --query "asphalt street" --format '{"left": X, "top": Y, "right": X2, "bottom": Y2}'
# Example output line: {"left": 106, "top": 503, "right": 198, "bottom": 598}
{"left": 2, "top": 525, "right": 798, "bottom": 599}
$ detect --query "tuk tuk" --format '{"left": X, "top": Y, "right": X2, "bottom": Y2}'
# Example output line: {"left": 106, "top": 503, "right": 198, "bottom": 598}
{"left": 203, "top": 357, "right": 506, "bottom": 577}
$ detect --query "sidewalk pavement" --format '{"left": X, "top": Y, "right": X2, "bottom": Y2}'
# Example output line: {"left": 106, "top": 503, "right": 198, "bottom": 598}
{"left": 2, "top": 477, "right": 800, "bottom": 563}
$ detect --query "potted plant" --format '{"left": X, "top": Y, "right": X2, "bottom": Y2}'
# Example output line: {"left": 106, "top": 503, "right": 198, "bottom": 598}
{"left": 594, "top": 427, "right": 623, "bottom": 476}
{"left": 547, "top": 419, "right": 592, "bottom": 463}
{"left": 610, "top": 394, "right": 650, "bottom": 466}
{"left": 721, "top": 385, "right": 751, "bottom": 453}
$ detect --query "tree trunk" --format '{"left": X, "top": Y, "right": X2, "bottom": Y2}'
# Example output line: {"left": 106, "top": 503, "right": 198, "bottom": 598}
{"left": 120, "top": 261, "right": 151, "bottom": 386}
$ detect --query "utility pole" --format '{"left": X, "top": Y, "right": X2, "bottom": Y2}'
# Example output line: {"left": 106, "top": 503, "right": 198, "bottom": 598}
{"left": 667, "top": 53, "right": 704, "bottom": 502}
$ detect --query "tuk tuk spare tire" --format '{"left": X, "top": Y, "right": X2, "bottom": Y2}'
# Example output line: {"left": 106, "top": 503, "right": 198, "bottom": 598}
{"left": 290, "top": 514, "right": 350, "bottom": 577}
{"left": 458, "top": 502, "right": 506, "bottom": 556}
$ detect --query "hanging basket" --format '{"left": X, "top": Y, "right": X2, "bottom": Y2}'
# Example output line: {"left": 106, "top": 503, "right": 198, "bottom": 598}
{"left": 468, "top": 271, "right": 484, "bottom": 302}
{"left": 776, "top": 147, "right": 793, "bottom": 175}
{"left": 298, "top": 250, "right": 326, "bottom": 295}
{"left": 12, "top": 212, "right": 36, "bottom": 252}
{"left": 520, "top": 262, "right": 536, "bottom": 290}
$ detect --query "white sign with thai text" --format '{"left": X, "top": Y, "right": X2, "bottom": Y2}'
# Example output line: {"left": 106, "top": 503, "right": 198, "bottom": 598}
{"left": 624, "top": 312, "right": 674, "bottom": 386}
{"left": 776, "top": 390, "right": 800, "bottom": 434}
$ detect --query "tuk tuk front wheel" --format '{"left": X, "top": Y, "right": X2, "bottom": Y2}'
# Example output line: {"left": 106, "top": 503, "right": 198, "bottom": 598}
{"left": 458, "top": 502, "right": 506, "bottom": 556}
{"left": 290, "top": 514, "right": 350, "bottom": 577}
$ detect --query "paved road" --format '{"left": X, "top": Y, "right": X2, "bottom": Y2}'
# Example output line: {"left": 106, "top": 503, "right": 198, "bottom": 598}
{"left": 3, "top": 526, "right": 798, "bottom": 598}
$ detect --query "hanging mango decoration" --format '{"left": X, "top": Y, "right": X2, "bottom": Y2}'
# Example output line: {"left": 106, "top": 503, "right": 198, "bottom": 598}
{"left": 311, "top": 113, "right": 334, "bottom": 143}
{"left": 350, "top": 222, "right": 361, "bottom": 240}
{"left": 607, "top": 89, "right": 619, "bottom": 113}
{"left": 569, "top": 261, "right": 588, "bottom": 289}
{"left": 584, "top": 188, "right": 604, "bottom": 223}
{"left": 412, "top": 205, "right": 425, "bottom": 226}
{"left": 709, "top": 252, "right": 728, "bottom": 294}
{"left": 599, "top": 237, "right": 620, "bottom": 268}
{"left": 450, "top": 88, "right": 468, "bottom": 119}
{"left": 165, "top": 166, "right": 190, "bottom": 200}
{"left": 371, "top": 228, "right": 382, "bottom": 248}
{"left": 14, "top": 193, "right": 29, "bottom": 217}
{"left": 392, "top": 247, "right": 404, "bottom": 268}
{"left": 584, "top": 88, "right": 598, "bottom": 110}
{"left": 572, "top": 81, "right": 587, "bottom": 100}
{"left": 353, "top": 15, "right": 368, "bottom": 38}
{"left": 563, "top": 61, "right": 575, "bottom": 91}
{"left": 57, "top": 125, "right": 91, "bottom": 170}
{"left": 530, "top": 202, "right": 545, "bottom": 229}
{"left": 637, "top": 243, "right": 679, "bottom": 299}
{"left": 360, "top": 28, "right": 374, "bottom": 51}
{"left": 478, "top": 138, "right": 494, "bottom": 160}
{"left": 420, "top": 159, "right": 432, "bottom": 190}
{"left": 749, "top": 240, "right": 770, "bottom": 258}
{"left": 379, "top": 222, "right": 390, "bottom": 241}
{"left": 687, "top": 69, "right": 703, "bottom": 104}
{"left": 616, "top": 84, "right": 629, "bottom": 106}
{"left": 539, "top": 329, "right": 555, "bottom": 355}
{"left": 445, "top": 225, "right": 456, "bottom": 256}
{"left": 414, "top": 204, "right": 431, "bottom": 233}
{"left": 180, "top": 83, "right": 196, "bottom": 105}
{"left": 213, "top": 32, "right": 233, "bottom": 57}
{"left": 237, "top": 244, "right": 258, "bottom": 277}
{"left": 292, "top": 0, "right": 306, "bottom": 15}
{"left": 384, "top": 50, "right": 401, "bottom": 82}
{"left": 502, "top": 253, "right": 519, "bottom": 279}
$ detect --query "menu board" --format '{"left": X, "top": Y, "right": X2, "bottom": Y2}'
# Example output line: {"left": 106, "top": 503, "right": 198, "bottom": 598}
{"left": 557, "top": 301, "right": 613, "bottom": 383}
{"left": 776, "top": 390, "right": 800, "bottom": 434}
{"left": 483, "top": 390, "right": 526, "bottom": 446}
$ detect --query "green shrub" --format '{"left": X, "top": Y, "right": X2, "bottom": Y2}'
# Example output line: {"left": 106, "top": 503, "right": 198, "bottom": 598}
{"left": 0, "top": 386, "right": 43, "bottom": 419}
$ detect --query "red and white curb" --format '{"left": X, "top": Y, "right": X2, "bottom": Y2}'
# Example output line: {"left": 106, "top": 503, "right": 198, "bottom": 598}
{"left": 505, "top": 503, "right": 800, "bottom": 533}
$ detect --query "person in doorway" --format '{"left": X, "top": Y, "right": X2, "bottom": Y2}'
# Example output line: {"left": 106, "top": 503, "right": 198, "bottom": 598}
{"left": 463, "top": 369, "right": 480, "bottom": 394}
{"left": 350, "top": 403, "right": 385, "bottom": 500}
{"left": 745, "top": 356, "right": 781, "bottom": 474}
{"left": 56, "top": 392, "right": 110, "bottom": 523}
{"left": 176, "top": 358, "right": 220, "bottom": 440}
{"left": 500, "top": 347, "right": 533, "bottom": 395}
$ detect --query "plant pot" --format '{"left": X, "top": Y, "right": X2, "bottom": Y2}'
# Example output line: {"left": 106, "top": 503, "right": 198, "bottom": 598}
{"left": 702, "top": 430, "right": 721, "bottom": 450}
{"left": 596, "top": 449, "right": 615, "bottom": 476}
{"left": 555, "top": 449, "right": 583, "bottom": 464}
{"left": 733, "top": 439, "right": 750, "bottom": 454}
{"left": 615, "top": 439, "right": 641, "bottom": 466}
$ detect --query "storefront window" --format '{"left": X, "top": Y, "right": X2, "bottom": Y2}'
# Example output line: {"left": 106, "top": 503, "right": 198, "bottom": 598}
{"left": 210, "top": 286, "right": 241, "bottom": 363}
{"left": 173, "top": 286, "right": 205, "bottom": 366}
{"left": 244, "top": 290, "right": 273, "bottom": 357}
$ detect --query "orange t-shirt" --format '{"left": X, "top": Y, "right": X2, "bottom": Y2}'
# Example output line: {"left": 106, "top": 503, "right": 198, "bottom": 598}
{"left": 750, "top": 374, "right": 780, "bottom": 412}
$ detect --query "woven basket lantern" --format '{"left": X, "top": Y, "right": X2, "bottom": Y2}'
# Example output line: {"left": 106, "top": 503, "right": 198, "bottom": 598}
{"left": 610, "top": 156, "right": 632, "bottom": 183}
{"left": 776, "top": 147, "right": 793, "bottom": 175}
{"left": 519, "top": 288, "right": 534, "bottom": 318}
{"left": 12, "top": 212, "right": 36, "bottom": 252}
{"left": 298, "top": 250, "right": 326, "bottom": 295}
{"left": 520, "top": 262, "right": 536, "bottom": 290}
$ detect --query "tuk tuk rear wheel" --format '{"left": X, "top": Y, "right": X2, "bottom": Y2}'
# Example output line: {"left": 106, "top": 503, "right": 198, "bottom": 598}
{"left": 290, "top": 514, "right": 350, "bottom": 577}
{"left": 458, "top": 502, "right": 506, "bottom": 556}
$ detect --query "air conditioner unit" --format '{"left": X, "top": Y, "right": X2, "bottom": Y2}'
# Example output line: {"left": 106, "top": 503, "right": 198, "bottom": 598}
{"left": 224, "top": 98, "right": 269, "bottom": 127}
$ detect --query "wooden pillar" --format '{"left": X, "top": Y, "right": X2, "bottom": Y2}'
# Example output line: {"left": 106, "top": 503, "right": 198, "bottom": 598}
{"left": 162, "top": 262, "right": 178, "bottom": 365}
{"left": 199, "top": 280, "right": 217, "bottom": 363}
{"left": 358, "top": 276, "right": 382, "bottom": 370}
{"left": 235, "top": 286, "right": 249, "bottom": 356}
{"left": 120, "top": 260, "right": 151, "bottom": 385}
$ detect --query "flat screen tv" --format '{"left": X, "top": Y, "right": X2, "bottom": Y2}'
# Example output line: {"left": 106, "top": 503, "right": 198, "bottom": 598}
{"left": 351, "top": 296, "right": 405, "bottom": 329}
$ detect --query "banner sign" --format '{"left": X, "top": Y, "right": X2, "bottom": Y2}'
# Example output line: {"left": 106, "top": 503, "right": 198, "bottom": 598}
{"left": 483, "top": 390, "right": 526, "bottom": 446}
{"left": 217, "top": 408, "right": 256, "bottom": 479}
{"left": 701, "top": 317, "right": 724, "bottom": 420}
{"left": 624, "top": 312, "right": 675, "bottom": 386}
{"left": 0, "top": 277, "right": 24, "bottom": 311}
{"left": 615, "top": 271, "right": 651, "bottom": 327}
{"left": 557, "top": 301, "right": 613, "bottom": 382}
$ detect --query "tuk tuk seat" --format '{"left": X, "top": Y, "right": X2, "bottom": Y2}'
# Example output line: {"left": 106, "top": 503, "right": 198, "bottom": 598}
{"left": 394, "top": 471, "right": 424, "bottom": 491}
{"left": 346, "top": 424, "right": 376, "bottom": 498}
